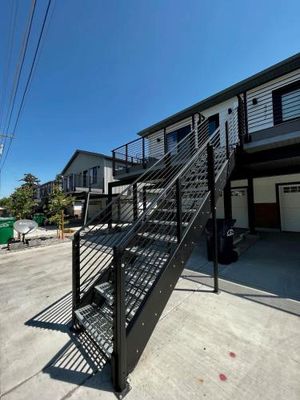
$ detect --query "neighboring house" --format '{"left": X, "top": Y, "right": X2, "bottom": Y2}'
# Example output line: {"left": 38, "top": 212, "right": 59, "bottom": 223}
{"left": 36, "top": 180, "right": 55, "bottom": 201}
{"left": 60, "top": 149, "right": 125, "bottom": 221}
{"left": 111, "top": 53, "right": 300, "bottom": 232}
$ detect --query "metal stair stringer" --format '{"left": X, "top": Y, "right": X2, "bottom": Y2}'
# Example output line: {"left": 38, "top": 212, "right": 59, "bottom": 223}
{"left": 125, "top": 149, "right": 237, "bottom": 373}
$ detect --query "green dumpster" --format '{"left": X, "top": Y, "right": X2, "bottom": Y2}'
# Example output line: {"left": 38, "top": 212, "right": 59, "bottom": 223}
{"left": 0, "top": 217, "right": 15, "bottom": 244}
{"left": 33, "top": 213, "right": 45, "bottom": 226}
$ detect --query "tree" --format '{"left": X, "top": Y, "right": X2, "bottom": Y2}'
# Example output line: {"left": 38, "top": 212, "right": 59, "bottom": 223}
{"left": 9, "top": 186, "right": 36, "bottom": 220}
{"left": 48, "top": 181, "right": 73, "bottom": 239}
{"left": 0, "top": 196, "right": 12, "bottom": 209}
{"left": 20, "top": 173, "right": 40, "bottom": 189}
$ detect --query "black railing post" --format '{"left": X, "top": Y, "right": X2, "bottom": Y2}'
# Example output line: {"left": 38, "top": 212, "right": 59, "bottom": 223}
{"left": 238, "top": 95, "right": 245, "bottom": 150}
{"left": 243, "top": 92, "right": 250, "bottom": 143}
{"left": 207, "top": 144, "right": 219, "bottom": 293}
{"left": 133, "top": 183, "right": 138, "bottom": 221}
{"left": 108, "top": 182, "right": 113, "bottom": 229}
{"left": 112, "top": 150, "right": 116, "bottom": 176}
{"left": 175, "top": 178, "right": 182, "bottom": 243}
{"left": 142, "top": 138, "right": 146, "bottom": 168}
{"left": 72, "top": 233, "right": 80, "bottom": 325}
{"left": 111, "top": 246, "right": 129, "bottom": 395}
{"left": 142, "top": 186, "right": 147, "bottom": 212}
{"left": 225, "top": 121, "right": 230, "bottom": 159}
{"left": 125, "top": 144, "right": 128, "bottom": 172}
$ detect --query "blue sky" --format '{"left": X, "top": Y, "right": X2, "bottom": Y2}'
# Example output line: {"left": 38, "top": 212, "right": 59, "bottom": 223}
{"left": 0, "top": 0, "right": 299, "bottom": 196}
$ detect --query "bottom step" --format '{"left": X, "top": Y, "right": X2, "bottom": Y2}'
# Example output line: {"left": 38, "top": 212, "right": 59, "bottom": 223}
{"left": 75, "top": 304, "right": 113, "bottom": 358}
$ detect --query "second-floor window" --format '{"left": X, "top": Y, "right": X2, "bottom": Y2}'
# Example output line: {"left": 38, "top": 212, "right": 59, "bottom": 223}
{"left": 83, "top": 170, "right": 87, "bottom": 187}
{"left": 166, "top": 125, "right": 191, "bottom": 155}
{"left": 208, "top": 114, "right": 220, "bottom": 135}
{"left": 92, "top": 167, "right": 97, "bottom": 184}
{"left": 273, "top": 80, "right": 300, "bottom": 125}
{"left": 88, "top": 167, "right": 97, "bottom": 185}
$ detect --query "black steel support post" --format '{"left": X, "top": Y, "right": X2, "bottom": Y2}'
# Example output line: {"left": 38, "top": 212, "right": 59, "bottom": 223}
{"left": 72, "top": 233, "right": 80, "bottom": 326}
{"left": 238, "top": 95, "right": 245, "bottom": 150}
{"left": 108, "top": 183, "right": 113, "bottom": 230}
{"left": 112, "top": 247, "right": 129, "bottom": 396}
{"left": 223, "top": 181, "right": 232, "bottom": 221}
{"left": 133, "top": 183, "right": 138, "bottom": 221}
{"left": 247, "top": 177, "right": 256, "bottom": 234}
{"left": 243, "top": 92, "right": 250, "bottom": 143}
{"left": 175, "top": 178, "right": 182, "bottom": 243}
{"left": 225, "top": 121, "right": 230, "bottom": 159}
{"left": 142, "top": 186, "right": 147, "bottom": 212}
{"left": 207, "top": 144, "right": 219, "bottom": 293}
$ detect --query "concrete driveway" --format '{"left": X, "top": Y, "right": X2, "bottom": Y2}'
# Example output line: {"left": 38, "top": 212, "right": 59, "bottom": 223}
{"left": 0, "top": 238, "right": 300, "bottom": 399}
{"left": 187, "top": 231, "right": 300, "bottom": 315}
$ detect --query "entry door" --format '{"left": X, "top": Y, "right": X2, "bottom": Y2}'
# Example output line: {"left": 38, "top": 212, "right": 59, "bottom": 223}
{"left": 279, "top": 184, "right": 300, "bottom": 232}
{"left": 216, "top": 188, "right": 248, "bottom": 228}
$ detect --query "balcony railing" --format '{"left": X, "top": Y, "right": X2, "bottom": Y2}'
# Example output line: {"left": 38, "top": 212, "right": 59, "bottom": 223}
{"left": 112, "top": 103, "right": 245, "bottom": 177}
{"left": 112, "top": 121, "right": 213, "bottom": 176}
{"left": 112, "top": 135, "right": 163, "bottom": 176}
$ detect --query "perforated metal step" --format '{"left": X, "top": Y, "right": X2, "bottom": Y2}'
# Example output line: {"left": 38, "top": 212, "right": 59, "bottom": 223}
{"left": 75, "top": 303, "right": 113, "bottom": 358}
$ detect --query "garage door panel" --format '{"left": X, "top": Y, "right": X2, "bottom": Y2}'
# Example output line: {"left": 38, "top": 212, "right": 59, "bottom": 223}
{"left": 279, "top": 184, "right": 300, "bottom": 232}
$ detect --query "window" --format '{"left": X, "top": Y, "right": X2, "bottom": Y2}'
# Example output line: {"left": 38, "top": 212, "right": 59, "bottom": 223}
{"left": 166, "top": 125, "right": 191, "bottom": 155}
{"left": 93, "top": 167, "right": 97, "bottom": 184}
{"left": 83, "top": 170, "right": 87, "bottom": 187}
{"left": 272, "top": 80, "right": 300, "bottom": 125}
{"left": 208, "top": 114, "right": 220, "bottom": 135}
{"left": 89, "top": 167, "right": 97, "bottom": 185}
{"left": 68, "top": 175, "right": 73, "bottom": 191}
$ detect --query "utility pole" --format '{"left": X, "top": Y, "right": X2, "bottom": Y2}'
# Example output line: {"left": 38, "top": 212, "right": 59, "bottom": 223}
{"left": 0, "top": 134, "right": 14, "bottom": 156}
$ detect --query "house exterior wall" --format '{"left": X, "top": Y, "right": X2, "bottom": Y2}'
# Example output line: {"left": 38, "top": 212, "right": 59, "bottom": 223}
{"left": 201, "top": 97, "right": 239, "bottom": 146}
{"left": 147, "top": 98, "right": 238, "bottom": 159}
{"left": 246, "top": 68, "right": 300, "bottom": 133}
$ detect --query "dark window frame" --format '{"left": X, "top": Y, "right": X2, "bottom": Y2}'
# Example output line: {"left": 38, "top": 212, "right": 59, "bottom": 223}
{"left": 92, "top": 166, "right": 97, "bottom": 184}
{"left": 82, "top": 170, "right": 88, "bottom": 187}
{"left": 208, "top": 113, "right": 220, "bottom": 135}
{"left": 272, "top": 79, "right": 300, "bottom": 125}
{"left": 166, "top": 125, "right": 191, "bottom": 155}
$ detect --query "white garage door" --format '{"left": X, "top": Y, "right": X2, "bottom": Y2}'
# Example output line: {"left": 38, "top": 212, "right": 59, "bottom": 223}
{"left": 216, "top": 188, "right": 249, "bottom": 228}
{"left": 279, "top": 184, "right": 300, "bottom": 232}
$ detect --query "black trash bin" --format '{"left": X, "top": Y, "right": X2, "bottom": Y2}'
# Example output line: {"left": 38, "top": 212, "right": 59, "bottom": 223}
{"left": 206, "top": 218, "right": 237, "bottom": 264}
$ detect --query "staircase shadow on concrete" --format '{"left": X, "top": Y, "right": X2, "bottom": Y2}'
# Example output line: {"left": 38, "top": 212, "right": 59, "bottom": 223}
{"left": 25, "top": 292, "right": 72, "bottom": 333}
{"left": 25, "top": 293, "right": 113, "bottom": 393}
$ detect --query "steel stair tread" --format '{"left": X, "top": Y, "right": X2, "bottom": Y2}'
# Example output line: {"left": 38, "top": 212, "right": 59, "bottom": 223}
{"left": 75, "top": 304, "right": 113, "bottom": 357}
{"left": 137, "top": 231, "right": 177, "bottom": 243}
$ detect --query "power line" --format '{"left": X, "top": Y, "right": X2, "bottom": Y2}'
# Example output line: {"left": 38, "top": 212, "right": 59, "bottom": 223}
{"left": 0, "top": 0, "right": 19, "bottom": 132}
{"left": 0, "top": 0, "right": 53, "bottom": 172}
{"left": 3, "top": 0, "right": 37, "bottom": 136}
{"left": 0, "top": 0, "right": 36, "bottom": 165}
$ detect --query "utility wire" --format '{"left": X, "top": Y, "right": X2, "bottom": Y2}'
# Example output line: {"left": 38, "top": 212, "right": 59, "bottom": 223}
{"left": 0, "top": 0, "right": 36, "bottom": 164}
{"left": 0, "top": 0, "right": 53, "bottom": 172}
{"left": 0, "top": 0, "right": 19, "bottom": 132}
{"left": 3, "top": 0, "right": 37, "bottom": 136}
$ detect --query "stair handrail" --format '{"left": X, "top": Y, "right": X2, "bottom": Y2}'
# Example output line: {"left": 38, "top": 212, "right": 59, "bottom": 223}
{"left": 116, "top": 126, "right": 222, "bottom": 252}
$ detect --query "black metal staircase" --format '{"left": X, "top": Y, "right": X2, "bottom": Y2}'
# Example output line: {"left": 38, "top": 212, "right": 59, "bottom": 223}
{"left": 72, "top": 108, "right": 240, "bottom": 396}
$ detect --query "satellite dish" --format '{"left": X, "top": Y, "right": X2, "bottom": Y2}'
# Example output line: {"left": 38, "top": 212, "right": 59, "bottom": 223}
{"left": 14, "top": 219, "right": 38, "bottom": 235}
